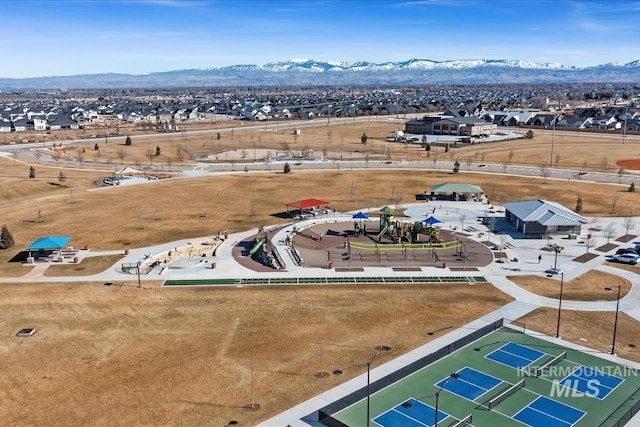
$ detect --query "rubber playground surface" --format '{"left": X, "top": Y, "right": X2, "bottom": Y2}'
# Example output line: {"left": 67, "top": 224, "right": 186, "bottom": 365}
{"left": 329, "top": 328, "right": 640, "bottom": 427}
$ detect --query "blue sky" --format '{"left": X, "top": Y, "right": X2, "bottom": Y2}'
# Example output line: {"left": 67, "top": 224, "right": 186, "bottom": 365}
{"left": 2, "top": 0, "right": 640, "bottom": 78}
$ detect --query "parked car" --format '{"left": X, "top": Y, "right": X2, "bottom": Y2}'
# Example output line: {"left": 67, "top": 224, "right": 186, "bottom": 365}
{"left": 616, "top": 247, "right": 640, "bottom": 255}
{"left": 606, "top": 253, "right": 639, "bottom": 265}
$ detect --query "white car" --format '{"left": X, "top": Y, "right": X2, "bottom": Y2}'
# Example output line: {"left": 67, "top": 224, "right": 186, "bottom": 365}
{"left": 606, "top": 253, "right": 639, "bottom": 265}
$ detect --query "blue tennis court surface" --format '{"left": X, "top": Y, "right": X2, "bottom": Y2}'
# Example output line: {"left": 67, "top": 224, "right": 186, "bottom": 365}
{"left": 559, "top": 367, "right": 624, "bottom": 400}
{"left": 486, "top": 342, "right": 545, "bottom": 370}
{"left": 373, "top": 398, "right": 448, "bottom": 427}
{"left": 513, "top": 396, "right": 585, "bottom": 427}
{"left": 435, "top": 367, "right": 501, "bottom": 401}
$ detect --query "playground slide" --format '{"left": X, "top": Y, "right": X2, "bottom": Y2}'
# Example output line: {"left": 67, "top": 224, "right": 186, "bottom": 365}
{"left": 249, "top": 237, "right": 267, "bottom": 256}
{"left": 377, "top": 225, "right": 389, "bottom": 241}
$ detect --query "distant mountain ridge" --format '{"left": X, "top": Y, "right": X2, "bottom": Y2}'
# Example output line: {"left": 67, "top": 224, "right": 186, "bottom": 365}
{"left": 2, "top": 58, "right": 640, "bottom": 90}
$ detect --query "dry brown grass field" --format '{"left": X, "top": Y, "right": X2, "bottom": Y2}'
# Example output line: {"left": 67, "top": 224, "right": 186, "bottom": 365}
{"left": 519, "top": 308, "right": 640, "bottom": 361}
{"left": 1, "top": 120, "right": 639, "bottom": 426}
{"left": 23, "top": 119, "right": 640, "bottom": 172}
{"left": 508, "top": 270, "right": 632, "bottom": 301}
{"left": 0, "top": 282, "right": 511, "bottom": 426}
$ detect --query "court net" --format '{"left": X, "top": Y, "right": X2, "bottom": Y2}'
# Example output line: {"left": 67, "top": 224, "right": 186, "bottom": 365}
{"left": 536, "top": 351, "right": 567, "bottom": 377}
{"left": 450, "top": 414, "right": 473, "bottom": 426}
{"left": 488, "top": 379, "right": 525, "bottom": 409}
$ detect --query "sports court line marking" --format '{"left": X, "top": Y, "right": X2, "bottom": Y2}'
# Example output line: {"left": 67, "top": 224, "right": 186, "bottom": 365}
{"left": 436, "top": 367, "right": 504, "bottom": 403}
{"left": 485, "top": 342, "right": 547, "bottom": 371}
{"left": 499, "top": 342, "right": 546, "bottom": 365}
{"left": 557, "top": 366, "right": 624, "bottom": 400}
{"left": 512, "top": 396, "right": 586, "bottom": 427}
{"left": 485, "top": 349, "right": 534, "bottom": 370}
{"left": 373, "top": 398, "right": 448, "bottom": 427}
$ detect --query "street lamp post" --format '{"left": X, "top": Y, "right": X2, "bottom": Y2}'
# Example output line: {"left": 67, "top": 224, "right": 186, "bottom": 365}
{"left": 332, "top": 351, "right": 383, "bottom": 427}
{"left": 401, "top": 373, "right": 460, "bottom": 427}
{"left": 555, "top": 272, "right": 564, "bottom": 338}
{"left": 551, "top": 244, "right": 562, "bottom": 273}
{"left": 136, "top": 261, "right": 141, "bottom": 288}
{"left": 604, "top": 285, "right": 621, "bottom": 355}
{"left": 549, "top": 119, "right": 556, "bottom": 167}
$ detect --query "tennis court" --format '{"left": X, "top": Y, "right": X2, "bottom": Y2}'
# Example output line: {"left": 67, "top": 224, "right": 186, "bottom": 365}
{"left": 320, "top": 327, "right": 640, "bottom": 427}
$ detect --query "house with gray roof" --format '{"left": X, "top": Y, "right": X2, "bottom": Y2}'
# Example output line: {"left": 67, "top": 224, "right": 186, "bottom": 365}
{"left": 502, "top": 199, "right": 587, "bottom": 237}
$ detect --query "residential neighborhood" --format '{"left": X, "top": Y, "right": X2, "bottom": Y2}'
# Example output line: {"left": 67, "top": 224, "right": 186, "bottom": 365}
{"left": 1, "top": 84, "right": 640, "bottom": 143}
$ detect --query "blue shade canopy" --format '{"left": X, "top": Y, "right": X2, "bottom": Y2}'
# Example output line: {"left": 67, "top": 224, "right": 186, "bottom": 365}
{"left": 351, "top": 211, "right": 370, "bottom": 220}
{"left": 27, "top": 236, "right": 71, "bottom": 250}
{"left": 423, "top": 216, "right": 442, "bottom": 225}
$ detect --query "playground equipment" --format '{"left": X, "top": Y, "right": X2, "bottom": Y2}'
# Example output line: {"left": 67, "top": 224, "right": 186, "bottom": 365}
{"left": 250, "top": 234, "right": 285, "bottom": 270}
{"left": 376, "top": 207, "right": 441, "bottom": 244}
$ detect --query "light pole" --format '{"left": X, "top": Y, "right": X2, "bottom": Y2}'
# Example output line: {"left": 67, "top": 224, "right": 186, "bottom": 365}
{"left": 623, "top": 105, "right": 628, "bottom": 145}
{"left": 401, "top": 372, "right": 460, "bottom": 427}
{"left": 332, "top": 351, "right": 383, "bottom": 427}
{"left": 555, "top": 272, "right": 564, "bottom": 338}
{"left": 551, "top": 244, "right": 561, "bottom": 274}
{"left": 549, "top": 118, "right": 556, "bottom": 167}
{"left": 604, "top": 285, "right": 621, "bottom": 355}
{"left": 136, "top": 261, "right": 141, "bottom": 288}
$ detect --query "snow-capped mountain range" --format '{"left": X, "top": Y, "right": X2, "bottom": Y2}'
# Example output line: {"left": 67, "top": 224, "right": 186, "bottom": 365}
{"left": 2, "top": 58, "right": 640, "bottom": 89}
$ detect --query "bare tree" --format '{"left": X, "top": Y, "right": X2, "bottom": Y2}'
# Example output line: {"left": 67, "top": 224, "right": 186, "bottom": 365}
{"left": 618, "top": 168, "right": 625, "bottom": 183}
{"left": 590, "top": 217, "right": 601, "bottom": 230}
{"left": 555, "top": 153, "right": 561, "bottom": 167}
{"left": 603, "top": 222, "right": 617, "bottom": 243}
{"left": 240, "top": 148, "right": 248, "bottom": 159}
{"left": 176, "top": 146, "right": 185, "bottom": 164}
{"left": 117, "top": 147, "right": 126, "bottom": 163}
{"left": 581, "top": 160, "right": 588, "bottom": 172}
{"left": 600, "top": 156, "right": 609, "bottom": 171}
{"left": 487, "top": 217, "right": 497, "bottom": 242}
{"left": 623, "top": 216, "right": 637, "bottom": 237}
{"left": 459, "top": 213, "right": 467, "bottom": 231}
{"left": 393, "top": 193, "right": 404, "bottom": 210}
{"left": 498, "top": 233, "right": 508, "bottom": 251}
{"left": 507, "top": 150, "right": 514, "bottom": 164}
{"left": 33, "top": 150, "right": 42, "bottom": 164}
{"left": 248, "top": 199, "right": 256, "bottom": 222}
{"left": 349, "top": 181, "right": 356, "bottom": 202}
{"left": 583, "top": 235, "right": 597, "bottom": 255}
{"left": 540, "top": 166, "right": 551, "bottom": 183}
{"left": 610, "top": 193, "right": 622, "bottom": 214}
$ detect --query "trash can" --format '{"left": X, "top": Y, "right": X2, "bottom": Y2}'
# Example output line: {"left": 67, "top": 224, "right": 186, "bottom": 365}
{"left": 74, "top": 257, "right": 79, "bottom": 263}
{"left": 442, "top": 262, "right": 447, "bottom": 269}
{"left": 211, "top": 262, "right": 216, "bottom": 269}
{"left": 124, "top": 249, "right": 129, "bottom": 255}
{"left": 328, "top": 262, "right": 334, "bottom": 269}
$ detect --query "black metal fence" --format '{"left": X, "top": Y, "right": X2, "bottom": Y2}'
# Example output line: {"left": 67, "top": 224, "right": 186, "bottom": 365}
{"left": 598, "top": 385, "right": 640, "bottom": 427}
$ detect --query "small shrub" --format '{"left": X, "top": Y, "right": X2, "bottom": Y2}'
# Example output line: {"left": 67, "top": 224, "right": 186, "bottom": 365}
{"left": 125, "top": 136, "right": 132, "bottom": 146}
{"left": 283, "top": 162, "right": 291, "bottom": 174}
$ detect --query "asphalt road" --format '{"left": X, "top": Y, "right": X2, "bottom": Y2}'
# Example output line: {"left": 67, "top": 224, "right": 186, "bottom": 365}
{"left": 2, "top": 122, "right": 639, "bottom": 186}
